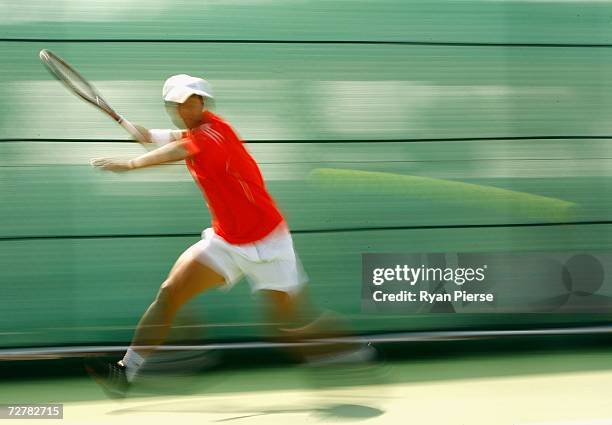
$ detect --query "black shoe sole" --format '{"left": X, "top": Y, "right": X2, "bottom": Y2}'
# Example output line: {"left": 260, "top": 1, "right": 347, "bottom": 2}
{"left": 84, "top": 360, "right": 130, "bottom": 399}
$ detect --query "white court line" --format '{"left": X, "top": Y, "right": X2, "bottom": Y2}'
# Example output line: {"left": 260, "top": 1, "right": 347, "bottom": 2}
{"left": 1, "top": 325, "right": 612, "bottom": 359}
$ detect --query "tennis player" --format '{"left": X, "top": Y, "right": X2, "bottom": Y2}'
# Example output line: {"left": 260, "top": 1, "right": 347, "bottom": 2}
{"left": 86, "top": 75, "right": 364, "bottom": 398}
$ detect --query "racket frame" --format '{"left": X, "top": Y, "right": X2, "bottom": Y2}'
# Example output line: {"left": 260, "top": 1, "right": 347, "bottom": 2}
{"left": 39, "top": 49, "right": 148, "bottom": 144}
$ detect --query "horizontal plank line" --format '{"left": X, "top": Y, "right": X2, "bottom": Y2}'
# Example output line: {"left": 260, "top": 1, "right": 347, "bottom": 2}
{"left": 2, "top": 136, "right": 612, "bottom": 145}
{"left": 3, "top": 39, "right": 612, "bottom": 48}
{"left": 0, "top": 221, "right": 611, "bottom": 242}
{"left": 2, "top": 157, "right": 612, "bottom": 168}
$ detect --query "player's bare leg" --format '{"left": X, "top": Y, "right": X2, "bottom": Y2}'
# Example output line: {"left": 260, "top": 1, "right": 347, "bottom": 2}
{"left": 123, "top": 248, "right": 225, "bottom": 373}
{"left": 128, "top": 250, "right": 225, "bottom": 356}
{"left": 86, "top": 248, "right": 225, "bottom": 396}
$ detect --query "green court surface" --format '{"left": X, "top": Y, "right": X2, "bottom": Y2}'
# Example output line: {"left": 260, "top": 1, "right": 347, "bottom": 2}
{"left": 2, "top": 348, "right": 612, "bottom": 424}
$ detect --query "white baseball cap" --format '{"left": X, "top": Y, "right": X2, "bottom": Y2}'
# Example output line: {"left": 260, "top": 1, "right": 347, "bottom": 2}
{"left": 163, "top": 74, "right": 214, "bottom": 103}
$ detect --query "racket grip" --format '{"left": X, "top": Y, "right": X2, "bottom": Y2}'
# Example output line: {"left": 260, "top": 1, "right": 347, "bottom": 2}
{"left": 118, "top": 117, "right": 148, "bottom": 144}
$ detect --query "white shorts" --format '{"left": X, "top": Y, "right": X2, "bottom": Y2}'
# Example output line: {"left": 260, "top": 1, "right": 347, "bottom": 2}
{"left": 190, "top": 222, "right": 308, "bottom": 295}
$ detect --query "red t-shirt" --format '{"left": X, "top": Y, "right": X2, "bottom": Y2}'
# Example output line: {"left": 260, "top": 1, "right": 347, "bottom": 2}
{"left": 182, "top": 111, "right": 284, "bottom": 244}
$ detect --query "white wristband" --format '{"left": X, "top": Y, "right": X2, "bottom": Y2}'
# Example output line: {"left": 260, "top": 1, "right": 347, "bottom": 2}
{"left": 149, "top": 129, "right": 184, "bottom": 146}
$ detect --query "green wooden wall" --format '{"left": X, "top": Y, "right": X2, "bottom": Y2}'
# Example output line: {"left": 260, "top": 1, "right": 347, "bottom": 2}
{"left": 2, "top": 0, "right": 612, "bottom": 347}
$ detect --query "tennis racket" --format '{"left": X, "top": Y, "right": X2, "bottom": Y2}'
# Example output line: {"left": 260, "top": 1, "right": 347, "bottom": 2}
{"left": 39, "top": 49, "right": 148, "bottom": 144}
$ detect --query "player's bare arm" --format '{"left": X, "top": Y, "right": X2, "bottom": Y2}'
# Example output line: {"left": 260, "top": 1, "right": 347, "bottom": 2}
{"left": 90, "top": 139, "right": 191, "bottom": 172}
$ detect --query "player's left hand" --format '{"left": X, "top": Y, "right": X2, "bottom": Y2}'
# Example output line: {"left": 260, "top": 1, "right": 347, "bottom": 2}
{"left": 90, "top": 157, "right": 133, "bottom": 172}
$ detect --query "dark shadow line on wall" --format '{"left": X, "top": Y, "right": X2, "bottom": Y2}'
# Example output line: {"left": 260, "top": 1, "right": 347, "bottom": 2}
{"left": 2, "top": 136, "right": 612, "bottom": 144}
{"left": 4, "top": 39, "right": 612, "bottom": 48}
{"left": 0, "top": 220, "right": 610, "bottom": 242}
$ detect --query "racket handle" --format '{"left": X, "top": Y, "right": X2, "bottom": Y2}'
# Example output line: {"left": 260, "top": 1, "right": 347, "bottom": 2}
{"left": 117, "top": 117, "right": 148, "bottom": 144}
